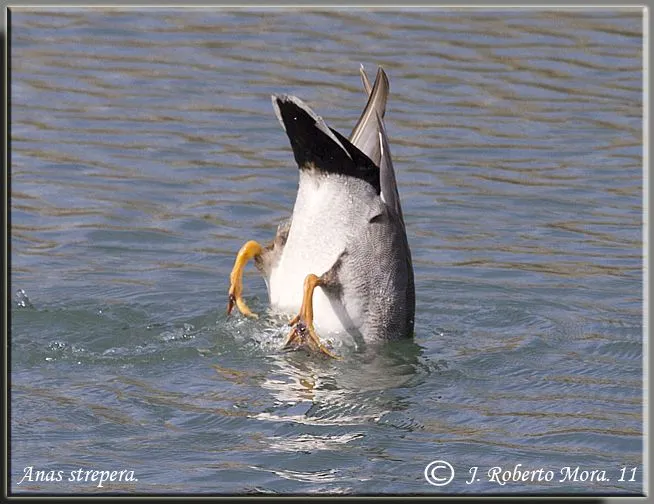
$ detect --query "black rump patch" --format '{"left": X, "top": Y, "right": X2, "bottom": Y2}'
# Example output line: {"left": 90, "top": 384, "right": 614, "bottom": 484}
{"left": 274, "top": 96, "right": 381, "bottom": 194}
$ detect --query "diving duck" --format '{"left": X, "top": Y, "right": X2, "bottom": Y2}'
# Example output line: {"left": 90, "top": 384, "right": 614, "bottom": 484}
{"left": 227, "top": 66, "right": 415, "bottom": 357}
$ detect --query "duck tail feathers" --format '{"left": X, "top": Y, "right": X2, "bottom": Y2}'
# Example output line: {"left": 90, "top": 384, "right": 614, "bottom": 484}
{"left": 349, "top": 66, "right": 389, "bottom": 167}
{"left": 272, "top": 94, "right": 380, "bottom": 194}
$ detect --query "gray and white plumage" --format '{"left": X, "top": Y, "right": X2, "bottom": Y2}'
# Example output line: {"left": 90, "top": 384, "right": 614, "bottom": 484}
{"left": 255, "top": 66, "right": 415, "bottom": 345}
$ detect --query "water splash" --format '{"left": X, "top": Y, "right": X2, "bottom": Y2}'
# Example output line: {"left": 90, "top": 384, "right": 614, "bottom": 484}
{"left": 14, "top": 289, "right": 34, "bottom": 309}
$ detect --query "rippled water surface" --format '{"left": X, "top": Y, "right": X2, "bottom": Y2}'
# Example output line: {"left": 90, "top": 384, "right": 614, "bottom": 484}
{"left": 10, "top": 8, "right": 644, "bottom": 495}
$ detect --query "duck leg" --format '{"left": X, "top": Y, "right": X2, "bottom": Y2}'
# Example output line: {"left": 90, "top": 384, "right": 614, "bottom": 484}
{"left": 227, "top": 240, "right": 263, "bottom": 318}
{"left": 283, "top": 273, "right": 340, "bottom": 359}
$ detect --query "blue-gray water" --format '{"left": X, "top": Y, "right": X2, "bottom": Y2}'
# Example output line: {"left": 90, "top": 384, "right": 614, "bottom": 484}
{"left": 10, "top": 8, "right": 644, "bottom": 495}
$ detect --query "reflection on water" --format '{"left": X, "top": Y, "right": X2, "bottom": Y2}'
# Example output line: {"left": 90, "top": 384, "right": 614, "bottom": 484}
{"left": 11, "top": 7, "right": 643, "bottom": 495}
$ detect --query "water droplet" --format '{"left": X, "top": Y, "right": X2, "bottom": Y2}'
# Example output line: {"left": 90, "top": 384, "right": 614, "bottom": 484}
{"left": 15, "top": 289, "right": 34, "bottom": 309}
{"left": 48, "top": 341, "right": 66, "bottom": 351}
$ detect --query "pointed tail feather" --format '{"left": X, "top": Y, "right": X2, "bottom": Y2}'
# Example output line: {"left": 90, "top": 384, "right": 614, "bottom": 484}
{"left": 349, "top": 66, "right": 389, "bottom": 167}
{"left": 359, "top": 63, "right": 373, "bottom": 96}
